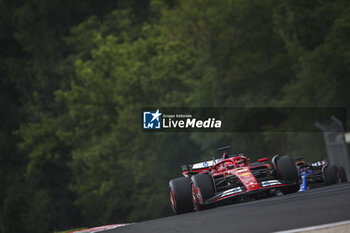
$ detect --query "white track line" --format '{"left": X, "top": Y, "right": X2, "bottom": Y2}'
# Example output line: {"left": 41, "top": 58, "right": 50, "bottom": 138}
{"left": 275, "top": 220, "right": 350, "bottom": 233}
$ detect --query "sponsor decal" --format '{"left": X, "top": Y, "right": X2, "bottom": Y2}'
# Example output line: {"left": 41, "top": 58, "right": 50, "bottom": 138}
{"left": 235, "top": 168, "right": 248, "bottom": 173}
{"left": 311, "top": 161, "right": 324, "bottom": 167}
{"left": 240, "top": 172, "right": 250, "bottom": 176}
{"left": 221, "top": 187, "right": 242, "bottom": 197}
{"left": 192, "top": 158, "right": 222, "bottom": 169}
{"left": 261, "top": 180, "right": 281, "bottom": 187}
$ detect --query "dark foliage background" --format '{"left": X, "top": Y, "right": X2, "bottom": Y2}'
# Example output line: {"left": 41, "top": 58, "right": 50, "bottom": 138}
{"left": 0, "top": 0, "right": 349, "bottom": 232}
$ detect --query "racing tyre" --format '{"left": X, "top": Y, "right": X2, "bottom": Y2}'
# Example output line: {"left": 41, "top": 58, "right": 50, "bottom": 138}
{"left": 275, "top": 155, "right": 299, "bottom": 194}
{"left": 169, "top": 177, "right": 193, "bottom": 214}
{"left": 338, "top": 166, "right": 347, "bottom": 182}
{"left": 191, "top": 173, "right": 215, "bottom": 211}
{"left": 323, "top": 165, "right": 338, "bottom": 185}
{"left": 276, "top": 155, "right": 299, "bottom": 182}
{"left": 280, "top": 184, "right": 300, "bottom": 195}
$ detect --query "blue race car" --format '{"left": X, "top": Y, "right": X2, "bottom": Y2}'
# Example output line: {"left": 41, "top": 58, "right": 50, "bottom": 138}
{"left": 296, "top": 157, "right": 347, "bottom": 191}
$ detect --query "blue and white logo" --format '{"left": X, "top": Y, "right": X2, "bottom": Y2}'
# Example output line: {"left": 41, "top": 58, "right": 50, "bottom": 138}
{"left": 143, "top": 109, "right": 162, "bottom": 129}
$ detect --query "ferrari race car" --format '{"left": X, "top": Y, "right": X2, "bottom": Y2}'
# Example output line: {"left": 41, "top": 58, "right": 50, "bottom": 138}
{"left": 169, "top": 146, "right": 300, "bottom": 214}
{"left": 296, "top": 157, "right": 347, "bottom": 192}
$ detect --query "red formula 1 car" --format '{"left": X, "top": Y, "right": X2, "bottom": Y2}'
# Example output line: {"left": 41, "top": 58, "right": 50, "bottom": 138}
{"left": 169, "top": 146, "right": 300, "bottom": 214}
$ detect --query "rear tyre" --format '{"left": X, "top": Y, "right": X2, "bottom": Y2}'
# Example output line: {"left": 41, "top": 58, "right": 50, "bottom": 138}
{"left": 169, "top": 177, "right": 193, "bottom": 214}
{"left": 323, "top": 165, "right": 338, "bottom": 185}
{"left": 339, "top": 166, "right": 347, "bottom": 182}
{"left": 191, "top": 173, "right": 215, "bottom": 211}
{"left": 275, "top": 155, "right": 299, "bottom": 195}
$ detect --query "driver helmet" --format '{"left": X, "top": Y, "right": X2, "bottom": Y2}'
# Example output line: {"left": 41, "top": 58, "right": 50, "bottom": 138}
{"left": 236, "top": 158, "right": 246, "bottom": 167}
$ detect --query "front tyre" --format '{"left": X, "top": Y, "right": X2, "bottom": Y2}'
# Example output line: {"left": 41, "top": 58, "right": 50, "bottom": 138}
{"left": 275, "top": 155, "right": 299, "bottom": 194}
{"left": 169, "top": 177, "right": 193, "bottom": 214}
{"left": 191, "top": 173, "right": 215, "bottom": 211}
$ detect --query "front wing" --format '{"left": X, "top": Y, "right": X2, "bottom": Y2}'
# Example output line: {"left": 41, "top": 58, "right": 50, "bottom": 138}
{"left": 204, "top": 180, "right": 294, "bottom": 205}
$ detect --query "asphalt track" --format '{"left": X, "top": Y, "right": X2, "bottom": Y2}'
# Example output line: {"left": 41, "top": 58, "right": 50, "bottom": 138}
{"left": 105, "top": 183, "right": 350, "bottom": 233}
